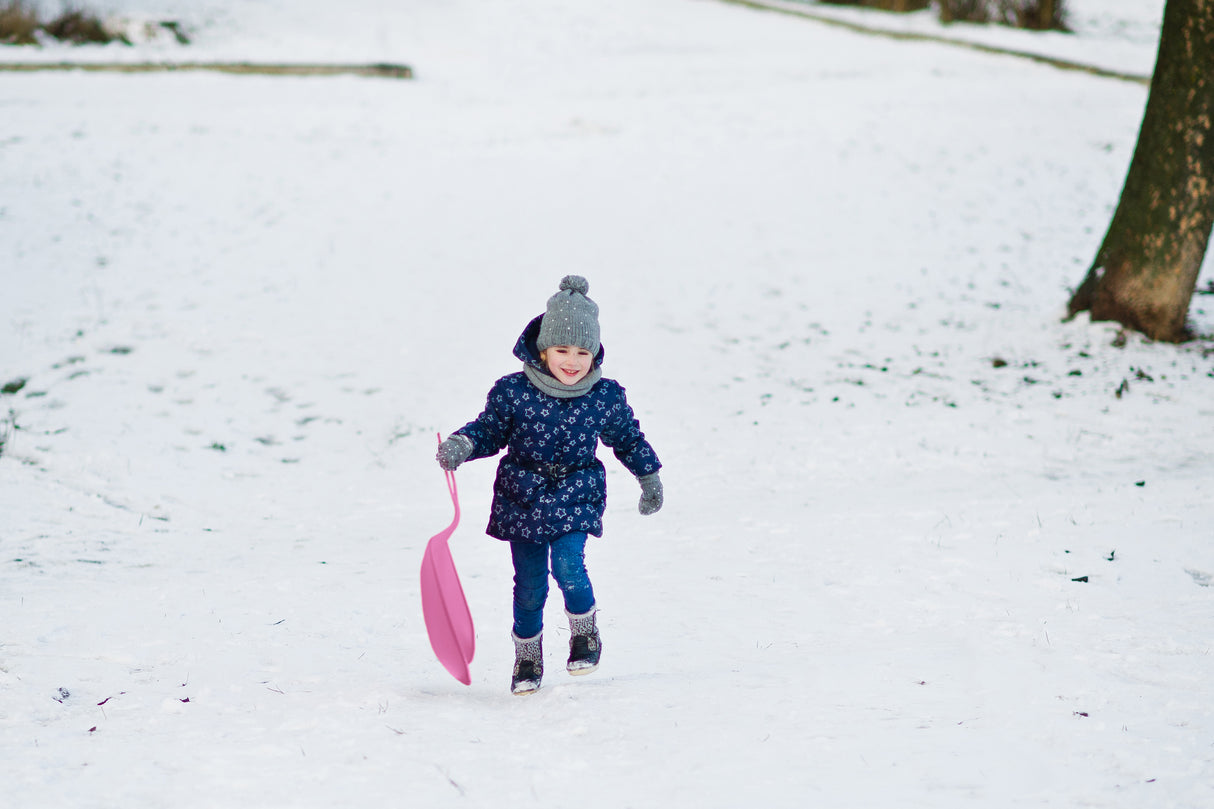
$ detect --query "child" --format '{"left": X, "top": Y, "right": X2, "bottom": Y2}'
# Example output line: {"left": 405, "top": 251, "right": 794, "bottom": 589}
{"left": 436, "top": 276, "right": 663, "bottom": 695}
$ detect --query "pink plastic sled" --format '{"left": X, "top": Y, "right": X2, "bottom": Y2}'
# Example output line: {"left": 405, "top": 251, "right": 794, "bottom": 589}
{"left": 420, "top": 436, "right": 476, "bottom": 684}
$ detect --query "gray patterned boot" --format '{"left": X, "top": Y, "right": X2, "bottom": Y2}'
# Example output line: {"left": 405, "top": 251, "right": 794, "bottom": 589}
{"left": 511, "top": 631, "right": 543, "bottom": 696}
{"left": 565, "top": 607, "right": 601, "bottom": 675}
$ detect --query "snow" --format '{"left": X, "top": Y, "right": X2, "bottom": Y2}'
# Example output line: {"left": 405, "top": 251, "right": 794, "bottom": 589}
{"left": 3, "top": 0, "right": 1213, "bottom": 806}
{"left": 751, "top": 0, "right": 1164, "bottom": 78}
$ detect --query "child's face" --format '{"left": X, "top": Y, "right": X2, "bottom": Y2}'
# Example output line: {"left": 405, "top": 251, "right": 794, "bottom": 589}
{"left": 544, "top": 345, "right": 593, "bottom": 385}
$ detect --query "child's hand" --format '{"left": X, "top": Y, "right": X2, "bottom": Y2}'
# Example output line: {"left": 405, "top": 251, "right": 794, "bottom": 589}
{"left": 637, "top": 473, "right": 663, "bottom": 515}
{"left": 436, "top": 434, "right": 473, "bottom": 471}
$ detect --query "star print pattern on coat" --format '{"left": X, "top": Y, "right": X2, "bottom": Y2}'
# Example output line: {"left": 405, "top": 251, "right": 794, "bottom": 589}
{"left": 451, "top": 318, "right": 661, "bottom": 544}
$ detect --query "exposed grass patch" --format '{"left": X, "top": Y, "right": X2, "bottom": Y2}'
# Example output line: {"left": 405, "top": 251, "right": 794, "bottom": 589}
{"left": 44, "top": 7, "right": 121, "bottom": 44}
{"left": 0, "top": 408, "right": 14, "bottom": 458}
{"left": 0, "top": 0, "right": 38, "bottom": 44}
{"left": 2, "top": 377, "right": 28, "bottom": 395}
{"left": 821, "top": 0, "right": 930, "bottom": 11}
{"left": 0, "top": 1, "right": 130, "bottom": 46}
{"left": 938, "top": 0, "right": 1069, "bottom": 31}
{"left": 816, "top": 0, "right": 1070, "bottom": 32}
{"left": 0, "top": 61, "right": 413, "bottom": 78}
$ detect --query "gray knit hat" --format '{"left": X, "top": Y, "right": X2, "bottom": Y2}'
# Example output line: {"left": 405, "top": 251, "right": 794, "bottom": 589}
{"left": 536, "top": 275, "right": 600, "bottom": 354}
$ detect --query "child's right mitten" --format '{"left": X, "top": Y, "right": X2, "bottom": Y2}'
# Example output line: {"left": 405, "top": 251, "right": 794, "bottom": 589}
{"left": 436, "top": 434, "right": 474, "bottom": 471}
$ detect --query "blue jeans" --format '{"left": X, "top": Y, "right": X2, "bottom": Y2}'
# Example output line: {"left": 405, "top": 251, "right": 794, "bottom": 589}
{"left": 510, "top": 532, "right": 595, "bottom": 639}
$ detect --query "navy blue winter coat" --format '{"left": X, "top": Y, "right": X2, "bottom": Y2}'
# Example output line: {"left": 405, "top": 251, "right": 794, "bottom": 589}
{"left": 452, "top": 316, "right": 662, "bottom": 544}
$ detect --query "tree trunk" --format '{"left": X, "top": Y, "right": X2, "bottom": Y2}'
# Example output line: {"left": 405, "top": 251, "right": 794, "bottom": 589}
{"left": 1024, "top": 0, "right": 1062, "bottom": 30}
{"left": 1067, "top": 0, "right": 1214, "bottom": 342}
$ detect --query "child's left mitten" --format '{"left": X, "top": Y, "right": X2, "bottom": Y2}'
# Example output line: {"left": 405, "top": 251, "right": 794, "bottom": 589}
{"left": 436, "top": 434, "right": 474, "bottom": 471}
{"left": 637, "top": 472, "right": 663, "bottom": 515}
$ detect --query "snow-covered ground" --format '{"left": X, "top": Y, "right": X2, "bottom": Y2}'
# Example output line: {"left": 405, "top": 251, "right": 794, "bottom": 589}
{"left": 4, "top": 0, "right": 1214, "bottom": 806}
{"left": 748, "top": 0, "right": 1163, "bottom": 79}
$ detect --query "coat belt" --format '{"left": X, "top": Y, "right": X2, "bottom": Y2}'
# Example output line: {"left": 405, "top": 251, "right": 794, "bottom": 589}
{"left": 515, "top": 458, "right": 593, "bottom": 482}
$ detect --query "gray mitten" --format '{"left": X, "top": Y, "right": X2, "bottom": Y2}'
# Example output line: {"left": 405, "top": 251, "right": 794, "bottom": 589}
{"left": 436, "top": 434, "right": 473, "bottom": 471}
{"left": 637, "top": 472, "right": 663, "bottom": 515}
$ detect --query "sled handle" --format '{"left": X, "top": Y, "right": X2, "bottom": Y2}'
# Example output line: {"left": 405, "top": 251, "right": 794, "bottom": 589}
{"left": 437, "top": 433, "right": 459, "bottom": 512}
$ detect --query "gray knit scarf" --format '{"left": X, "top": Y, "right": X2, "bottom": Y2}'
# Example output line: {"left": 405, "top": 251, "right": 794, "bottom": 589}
{"left": 523, "top": 362, "right": 602, "bottom": 399}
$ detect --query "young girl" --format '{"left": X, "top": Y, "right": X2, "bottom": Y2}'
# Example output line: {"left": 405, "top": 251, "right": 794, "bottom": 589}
{"left": 436, "top": 276, "right": 663, "bottom": 695}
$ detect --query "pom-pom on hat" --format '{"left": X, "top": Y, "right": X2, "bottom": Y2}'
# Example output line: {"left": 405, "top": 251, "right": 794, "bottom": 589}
{"left": 536, "top": 275, "right": 600, "bottom": 354}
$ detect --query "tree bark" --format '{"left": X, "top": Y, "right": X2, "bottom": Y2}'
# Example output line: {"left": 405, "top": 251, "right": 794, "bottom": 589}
{"left": 1022, "top": 0, "right": 1062, "bottom": 31}
{"left": 1067, "top": 0, "right": 1214, "bottom": 342}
